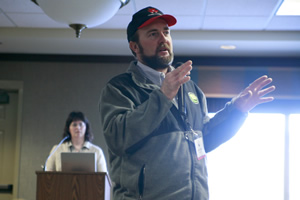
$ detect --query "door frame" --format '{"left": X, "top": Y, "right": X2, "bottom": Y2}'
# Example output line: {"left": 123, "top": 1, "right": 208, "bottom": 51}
{"left": 0, "top": 80, "right": 23, "bottom": 199}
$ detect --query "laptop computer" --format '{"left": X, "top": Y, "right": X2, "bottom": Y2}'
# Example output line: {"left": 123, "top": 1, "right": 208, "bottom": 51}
{"left": 61, "top": 152, "right": 97, "bottom": 172}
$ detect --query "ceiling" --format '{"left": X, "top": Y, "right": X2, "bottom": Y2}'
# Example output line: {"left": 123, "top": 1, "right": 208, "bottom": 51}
{"left": 0, "top": 0, "right": 300, "bottom": 57}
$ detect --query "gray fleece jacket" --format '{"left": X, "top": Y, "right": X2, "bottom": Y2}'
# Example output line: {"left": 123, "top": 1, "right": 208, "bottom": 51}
{"left": 99, "top": 61, "right": 247, "bottom": 200}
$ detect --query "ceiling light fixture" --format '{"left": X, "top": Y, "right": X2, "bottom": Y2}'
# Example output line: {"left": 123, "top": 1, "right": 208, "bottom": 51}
{"left": 276, "top": 0, "right": 300, "bottom": 16}
{"left": 31, "top": 0, "right": 130, "bottom": 38}
{"left": 220, "top": 45, "right": 236, "bottom": 50}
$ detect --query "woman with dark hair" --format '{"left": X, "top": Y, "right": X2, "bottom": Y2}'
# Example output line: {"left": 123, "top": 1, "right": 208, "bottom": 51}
{"left": 45, "top": 111, "right": 107, "bottom": 172}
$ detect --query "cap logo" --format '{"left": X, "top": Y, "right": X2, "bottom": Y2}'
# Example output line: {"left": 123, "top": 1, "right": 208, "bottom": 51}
{"left": 148, "top": 8, "right": 159, "bottom": 14}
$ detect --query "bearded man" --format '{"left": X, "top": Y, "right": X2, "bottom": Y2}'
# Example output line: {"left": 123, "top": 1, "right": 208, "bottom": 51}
{"left": 99, "top": 6, "right": 275, "bottom": 200}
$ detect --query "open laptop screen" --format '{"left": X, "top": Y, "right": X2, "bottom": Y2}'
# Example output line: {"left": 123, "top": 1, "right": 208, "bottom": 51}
{"left": 61, "top": 152, "right": 96, "bottom": 172}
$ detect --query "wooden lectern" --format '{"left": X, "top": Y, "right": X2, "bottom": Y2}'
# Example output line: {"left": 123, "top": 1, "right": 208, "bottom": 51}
{"left": 36, "top": 171, "right": 111, "bottom": 200}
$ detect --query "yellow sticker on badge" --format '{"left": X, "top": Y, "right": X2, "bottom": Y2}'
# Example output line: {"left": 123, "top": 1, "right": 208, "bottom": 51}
{"left": 188, "top": 92, "right": 199, "bottom": 104}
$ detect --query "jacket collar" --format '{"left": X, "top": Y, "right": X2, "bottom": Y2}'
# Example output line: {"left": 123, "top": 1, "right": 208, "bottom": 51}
{"left": 67, "top": 141, "right": 91, "bottom": 150}
{"left": 127, "top": 61, "right": 174, "bottom": 90}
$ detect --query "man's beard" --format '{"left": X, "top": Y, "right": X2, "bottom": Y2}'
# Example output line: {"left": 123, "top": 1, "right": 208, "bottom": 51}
{"left": 138, "top": 43, "right": 174, "bottom": 70}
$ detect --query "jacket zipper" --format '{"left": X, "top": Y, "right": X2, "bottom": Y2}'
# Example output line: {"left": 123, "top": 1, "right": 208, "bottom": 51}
{"left": 185, "top": 132, "right": 195, "bottom": 200}
{"left": 177, "top": 100, "right": 195, "bottom": 200}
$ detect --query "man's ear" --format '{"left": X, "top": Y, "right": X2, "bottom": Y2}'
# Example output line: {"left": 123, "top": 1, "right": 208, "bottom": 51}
{"left": 129, "top": 41, "right": 139, "bottom": 54}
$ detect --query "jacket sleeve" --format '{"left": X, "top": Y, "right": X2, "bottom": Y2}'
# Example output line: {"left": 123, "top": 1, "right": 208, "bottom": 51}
{"left": 99, "top": 83, "right": 173, "bottom": 156}
{"left": 96, "top": 148, "right": 108, "bottom": 173}
{"left": 45, "top": 145, "right": 57, "bottom": 171}
{"left": 202, "top": 100, "right": 248, "bottom": 153}
{"left": 189, "top": 84, "right": 247, "bottom": 153}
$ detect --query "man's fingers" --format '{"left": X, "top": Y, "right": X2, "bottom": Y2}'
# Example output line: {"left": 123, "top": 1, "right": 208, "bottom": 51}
{"left": 178, "top": 61, "right": 192, "bottom": 76}
{"left": 246, "top": 76, "right": 274, "bottom": 98}
{"left": 161, "top": 60, "right": 193, "bottom": 100}
{"left": 248, "top": 75, "right": 269, "bottom": 90}
{"left": 256, "top": 78, "right": 273, "bottom": 92}
{"left": 234, "top": 75, "right": 276, "bottom": 112}
{"left": 257, "top": 96, "right": 275, "bottom": 104}
{"left": 258, "top": 85, "right": 276, "bottom": 97}
{"left": 181, "top": 75, "right": 191, "bottom": 84}
{"left": 173, "top": 60, "right": 192, "bottom": 84}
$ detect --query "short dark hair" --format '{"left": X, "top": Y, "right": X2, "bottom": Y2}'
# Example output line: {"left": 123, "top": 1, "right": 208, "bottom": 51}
{"left": 129, "top": 31, "right": 139, "bottom": 57}
{"left": 62, "top": 111, "right": 94, "bottom": 142}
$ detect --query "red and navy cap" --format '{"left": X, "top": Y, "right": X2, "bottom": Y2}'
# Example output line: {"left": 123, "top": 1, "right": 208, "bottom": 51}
{"left": 127, "top": 7, "right": 177, "bottom": 42}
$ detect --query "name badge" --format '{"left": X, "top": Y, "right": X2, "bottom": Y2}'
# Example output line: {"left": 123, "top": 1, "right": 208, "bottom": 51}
{"left": 193, "top": 132, "right": 206, "bottom": 160}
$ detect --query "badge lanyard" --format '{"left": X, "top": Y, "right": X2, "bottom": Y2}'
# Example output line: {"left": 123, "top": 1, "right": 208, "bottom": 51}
{"left": 178, "top": 85, "right": 206, "bottom": 160}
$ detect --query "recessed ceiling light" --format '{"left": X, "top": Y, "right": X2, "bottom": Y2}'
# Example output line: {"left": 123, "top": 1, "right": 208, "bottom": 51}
{"left": 276, "top": 0, "right": 300, "bottom": 16}
{"left": 220, "top": 45, "right": 236, "bottom": 50}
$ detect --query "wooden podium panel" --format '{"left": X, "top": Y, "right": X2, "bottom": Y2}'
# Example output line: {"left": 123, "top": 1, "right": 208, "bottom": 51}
{"left": 36, "top": 171, "right": 111, "bottom": 200}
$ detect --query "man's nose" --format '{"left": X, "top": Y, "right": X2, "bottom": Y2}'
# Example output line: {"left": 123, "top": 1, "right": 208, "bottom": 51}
{"left": 158, "top": 32, "right": 168, "bottom": 43}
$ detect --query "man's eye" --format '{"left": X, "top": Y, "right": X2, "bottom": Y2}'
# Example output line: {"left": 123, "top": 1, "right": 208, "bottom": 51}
{"left": 149, "top": 32, "right": 157, "bottom": 37}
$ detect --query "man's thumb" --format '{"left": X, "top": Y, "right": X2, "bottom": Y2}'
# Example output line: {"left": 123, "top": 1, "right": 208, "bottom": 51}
{"left": 240, "top": 90, "right": 252, "bottom": 100}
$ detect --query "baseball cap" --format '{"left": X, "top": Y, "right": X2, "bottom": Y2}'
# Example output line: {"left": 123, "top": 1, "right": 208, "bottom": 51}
{"left": 127, "top": 6, "right": 177, "bottom": 42}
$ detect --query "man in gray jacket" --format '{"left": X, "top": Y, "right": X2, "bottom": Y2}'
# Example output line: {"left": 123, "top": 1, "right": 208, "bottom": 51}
{"left": 99, "top": 6, "right": 275, "bottom": 200}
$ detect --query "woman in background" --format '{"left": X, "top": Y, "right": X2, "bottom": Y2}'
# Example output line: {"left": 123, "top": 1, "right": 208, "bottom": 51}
{"left": 45, "top": 111, "right": 107, "bottom": 172}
